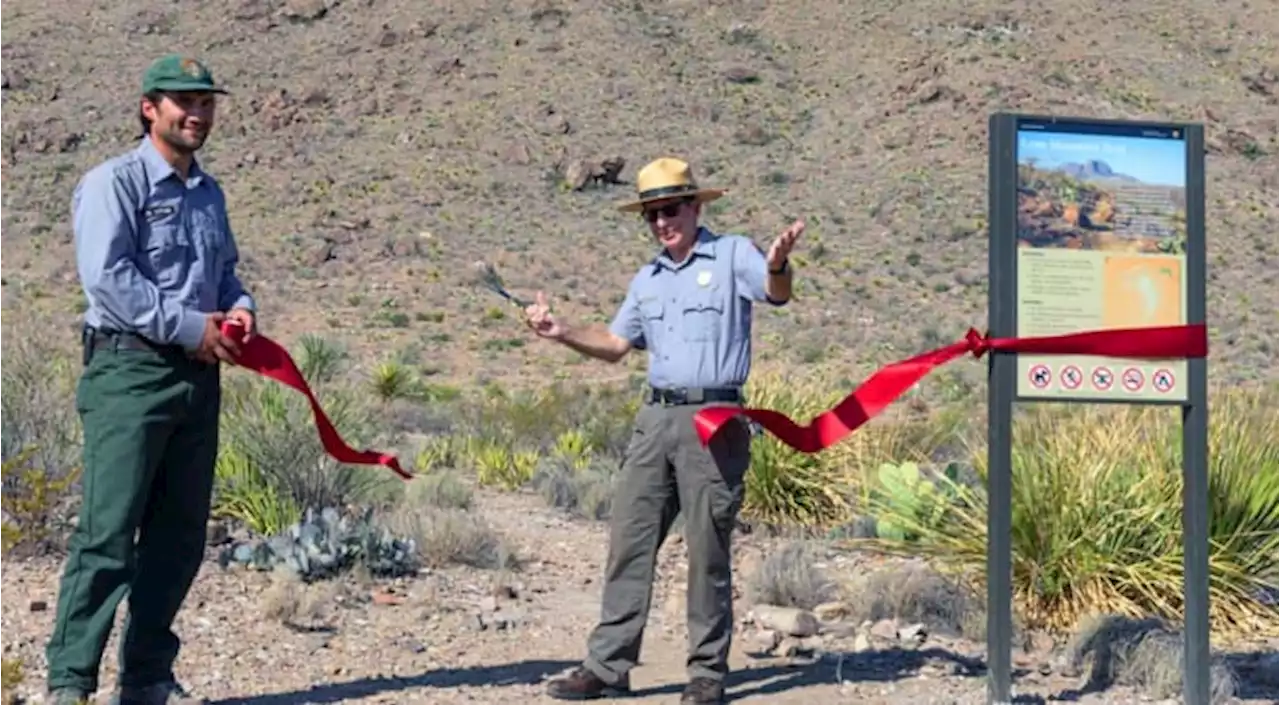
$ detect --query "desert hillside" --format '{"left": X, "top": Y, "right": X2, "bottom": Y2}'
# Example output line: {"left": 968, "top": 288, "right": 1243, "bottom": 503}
{"left": 2, "top": 0, "right": 1277, "bottom": 390}
{"left": 1, "top": 3, "right": 1278, "bottom": 704}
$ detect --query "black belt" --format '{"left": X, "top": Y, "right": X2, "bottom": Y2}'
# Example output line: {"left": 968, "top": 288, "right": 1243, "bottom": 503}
{"left": 648, "top": 386, "right": 742, "bottom": 406}
{"left": 81, "top": 327, "right": 180, "bottom": 363}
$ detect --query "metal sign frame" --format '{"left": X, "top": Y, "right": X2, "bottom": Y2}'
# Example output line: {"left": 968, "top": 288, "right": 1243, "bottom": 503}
{"left": 986, "top": 112, "right": 1208, "bottom": 705}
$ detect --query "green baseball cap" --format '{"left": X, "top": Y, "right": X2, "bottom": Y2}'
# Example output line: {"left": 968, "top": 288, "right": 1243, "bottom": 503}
{"left": 141, "top": 54, "right": 228, "bottom": 94}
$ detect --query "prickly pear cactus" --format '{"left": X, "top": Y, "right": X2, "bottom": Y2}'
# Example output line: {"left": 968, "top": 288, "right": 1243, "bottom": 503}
{"left": 873, "top": 461, "right": 926, "bottom": 541}
{"left": 870, "top": 461, "right": 965, "bottom": 541}
{"left": 218, "top": 506, "right": 418, "bottom": 581}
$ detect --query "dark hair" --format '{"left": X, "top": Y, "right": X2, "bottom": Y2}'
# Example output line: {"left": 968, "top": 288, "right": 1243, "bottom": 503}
{"left": 138, "top": 91, "right": 162, "bottom": 139}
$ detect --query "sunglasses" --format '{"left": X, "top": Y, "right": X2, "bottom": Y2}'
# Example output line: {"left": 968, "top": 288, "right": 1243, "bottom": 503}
{"left": 642, "top": 198, "right": 693, "bottom": 223}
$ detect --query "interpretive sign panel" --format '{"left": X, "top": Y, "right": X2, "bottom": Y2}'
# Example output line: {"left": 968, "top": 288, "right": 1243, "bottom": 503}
{"left": 1011, "top": 118, "right": 1191, "bottom": 402}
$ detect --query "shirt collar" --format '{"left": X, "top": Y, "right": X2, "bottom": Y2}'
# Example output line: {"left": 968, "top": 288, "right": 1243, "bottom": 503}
{"left": 137, "top": 138, "right": 205, "bottom": 187}
{"left": 652, "top": 226, "right": 718, "bottom": 272}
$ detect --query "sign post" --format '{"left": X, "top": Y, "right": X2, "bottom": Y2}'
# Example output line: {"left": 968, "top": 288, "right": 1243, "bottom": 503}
{"left": 986, "top": 113, "right": 1208, "bottom": 704}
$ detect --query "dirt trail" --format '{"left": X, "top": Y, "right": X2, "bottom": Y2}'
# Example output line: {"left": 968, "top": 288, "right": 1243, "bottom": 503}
{"left": 9, "top": 491, "right": 1271, "bottom": 705}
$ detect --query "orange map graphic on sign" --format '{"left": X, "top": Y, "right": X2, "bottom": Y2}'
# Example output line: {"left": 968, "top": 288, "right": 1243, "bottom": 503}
{"left": 1101, "top": 255, "right": 1183, "bottom": 328}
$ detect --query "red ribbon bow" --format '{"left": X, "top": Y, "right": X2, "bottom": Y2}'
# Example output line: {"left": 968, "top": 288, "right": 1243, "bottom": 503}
{"left": 693, "top": 324, "right": 1208, "bottom": 453}
{"left": 221, "top": 321, "right": 412, "bottom": 479}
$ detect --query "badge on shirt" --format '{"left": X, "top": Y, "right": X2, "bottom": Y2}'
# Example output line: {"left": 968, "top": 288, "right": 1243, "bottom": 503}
{"left": 696, "top": 270, "right": 713, "bottom": 287}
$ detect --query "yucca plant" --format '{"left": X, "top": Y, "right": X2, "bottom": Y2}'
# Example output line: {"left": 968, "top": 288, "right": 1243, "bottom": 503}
{"left": 369, "top": 359, "right": 415, "bottom": 400}
{"left": 552, "top": 429, "right": 594, "bottom": 471}
{"left": 212, "top": 447, "right": 301, "bottom": 537}
{"left": 738, "top": 371, "right": 855, "bottom": 528}
{"left": 470, "top": 438, "right": 537, "bottom": 491}
{"left": 858, "top": 387, "right": 1279, "bottom": 639}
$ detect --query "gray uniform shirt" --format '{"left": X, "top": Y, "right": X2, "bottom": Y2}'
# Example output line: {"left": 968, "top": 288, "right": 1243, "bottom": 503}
{"left": 609, "top": 226, "right": 783, "bottom": 389}
{"left": 73, "top": 138, "right": 255, "bottom": 351}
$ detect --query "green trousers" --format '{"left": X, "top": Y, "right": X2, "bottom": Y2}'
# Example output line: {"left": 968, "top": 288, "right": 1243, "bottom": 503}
{"left": 46, "top": 344, "right": 221, "bottom": 694}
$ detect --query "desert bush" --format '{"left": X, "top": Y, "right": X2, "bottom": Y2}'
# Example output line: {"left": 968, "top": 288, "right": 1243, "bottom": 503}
{"left": 1065, "top": 614, "right": 1238, "bottom": 703}
{"left": 468, "top": 437, "right": 538, "bottom": 490}
{"left": 0, "top": 331, "right": 82, "bottom": 476}
{"left": 1, "top": 331, "right": 83, "bottom": 556}
{"left": 746, "top": 541, "right": 838, "bottom": 610}
{"left": 389, "top": 506, "right": 518, "bottom": 570}
{"left": 842, "top": 560, "right": 986, "bottom": 641}
{"left": 414, "top": 435, "right": 461, "bottom": 473}
{"left": 1, "top": 446, "right": 81, "bottom": 556}
{"left": 531, "top": 452, "right": 621, "bottom": 521}
{"left": 1, "top": 656, "right": 23, "bottom": 702}
{"left": 456, "top": 380, "right": 639, "bottom": 456}
{"left": 403, "top": 469, "right": 473, "bottom": 510}
{"left": 217, "top": 373, "right": 404, "bottom": 524}
{"left": 212, "top": 447, "right": 301, "bottom": 537}
{"left": 861, "top": 386, "right": 1280, "bottom": 637}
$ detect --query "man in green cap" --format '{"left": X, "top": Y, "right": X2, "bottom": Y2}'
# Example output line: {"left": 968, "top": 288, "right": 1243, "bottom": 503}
{"left": 44, "top": 53, "right": 255, "bottom": 705}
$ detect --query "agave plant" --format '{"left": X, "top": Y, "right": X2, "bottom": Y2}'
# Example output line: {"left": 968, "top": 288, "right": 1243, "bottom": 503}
{"left": 218, "top": 506, "right": 419, "bottom": 582}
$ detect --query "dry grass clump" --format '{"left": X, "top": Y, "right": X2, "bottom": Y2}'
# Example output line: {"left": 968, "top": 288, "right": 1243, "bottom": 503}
{"left": 1064, "top": 614, "right": 1239, "bottom": 704}
{"left": 746, "top": 541, "right": 838, "bottom": 610}
{"left": 841, "top": 560, "right": 986, "bottom": 641}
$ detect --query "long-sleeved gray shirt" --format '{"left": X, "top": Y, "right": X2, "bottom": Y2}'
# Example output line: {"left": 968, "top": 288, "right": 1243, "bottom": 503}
{"left": 73, "top": 138, "right": 255, "bottom": 351}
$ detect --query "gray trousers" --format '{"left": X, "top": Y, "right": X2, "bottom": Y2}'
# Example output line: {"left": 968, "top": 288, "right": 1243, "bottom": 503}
{"left": 584, "top": 401, "right": 752, "bottom": 684}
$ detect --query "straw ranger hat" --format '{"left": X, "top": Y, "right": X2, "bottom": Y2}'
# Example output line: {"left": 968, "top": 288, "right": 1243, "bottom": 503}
{"left": 616, "top": 157, "right": 726, "bottom": 213}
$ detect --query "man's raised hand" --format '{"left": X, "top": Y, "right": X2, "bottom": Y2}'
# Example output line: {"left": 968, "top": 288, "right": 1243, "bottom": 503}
{"left": 523, "top": 291, "right": 567, "bottom": 340}
{"left": 767, "top": 219, "right": 805, "bottom": 270}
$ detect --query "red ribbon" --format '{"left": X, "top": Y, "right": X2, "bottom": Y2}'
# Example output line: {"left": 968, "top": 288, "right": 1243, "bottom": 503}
{"left": 693, "top": 324, "right": 1208, "bottom": 453}
{"left": 221, "top": 321, "right": 412, "bottom": 479}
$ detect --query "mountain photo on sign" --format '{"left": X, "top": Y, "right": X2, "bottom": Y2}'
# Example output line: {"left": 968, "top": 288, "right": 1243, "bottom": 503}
{"left": 1015, "top": 129, "right": 1187, "bottom": 255}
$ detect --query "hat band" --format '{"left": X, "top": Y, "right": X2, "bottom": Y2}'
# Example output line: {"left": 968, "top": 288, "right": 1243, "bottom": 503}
{"left": 636, "top": 183, "right": 699, "bottom": 202}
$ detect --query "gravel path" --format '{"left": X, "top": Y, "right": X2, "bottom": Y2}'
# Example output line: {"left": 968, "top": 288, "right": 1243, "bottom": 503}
{"left": 3, "top": 492, "right": 1276, "bottom": 705}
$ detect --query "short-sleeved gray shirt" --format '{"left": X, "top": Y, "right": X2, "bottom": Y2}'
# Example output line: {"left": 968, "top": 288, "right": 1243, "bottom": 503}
{"left": 608, "top": 226, "right": 783, "bottom": 389}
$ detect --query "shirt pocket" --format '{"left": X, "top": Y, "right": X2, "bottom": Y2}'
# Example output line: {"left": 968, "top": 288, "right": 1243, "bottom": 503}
{"left": 638, "top": 297, "right": 665, "bottom": 346}
{"left": 142, "top": 221, "right": 191, "bottom": 290}
{"left": 680, "top": 289, "right": 725, "bottom": 342}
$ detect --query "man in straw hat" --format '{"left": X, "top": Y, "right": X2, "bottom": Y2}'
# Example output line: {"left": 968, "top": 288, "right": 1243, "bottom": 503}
{"left": 524, "top": 157, "right": 803, "bottom": 703}
{"left": 43, "top": 53, "right": 255, "bottom": 705}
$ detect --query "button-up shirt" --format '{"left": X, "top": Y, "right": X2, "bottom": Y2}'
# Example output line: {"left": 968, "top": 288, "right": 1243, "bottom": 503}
{"left": 609, "top": 226, "right": 784, "bottom": 389}
{"left": 73, "top": 138, "right": 254, "bottom": 350}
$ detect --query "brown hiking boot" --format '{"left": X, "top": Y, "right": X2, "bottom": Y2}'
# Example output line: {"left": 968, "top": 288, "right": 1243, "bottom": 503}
{"left": 681, "top": 677, "right": 726, "bottom": 704}
{"left": 545, "top": 666, "right": 631, "bottom": 701}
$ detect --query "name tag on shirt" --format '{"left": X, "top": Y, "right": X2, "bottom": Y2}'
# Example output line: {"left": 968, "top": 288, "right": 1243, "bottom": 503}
{"left": 142, "top": 203, "right": 178, "bottom": 223}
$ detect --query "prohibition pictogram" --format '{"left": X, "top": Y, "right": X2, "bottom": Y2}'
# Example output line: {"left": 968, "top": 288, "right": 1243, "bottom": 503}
{"left": 1091, "top": 365, "right": 1114, "bottom": 391}
{"left": 1152, "top": 368, "right": 1175, "bottom": 393}
{"left": 1060, "top": 364, "right": 1083, "bottom": 390}
{"left": 1121, "top": 367, "right": 1145, "bottom": 392}
{"left": 1028, "top": 364, "right": 1052, "bottom": 390}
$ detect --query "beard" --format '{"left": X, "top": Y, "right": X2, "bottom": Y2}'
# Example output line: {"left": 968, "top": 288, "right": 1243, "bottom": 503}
{"left": 161, "top": 124, "right": 208, "bottom": 154}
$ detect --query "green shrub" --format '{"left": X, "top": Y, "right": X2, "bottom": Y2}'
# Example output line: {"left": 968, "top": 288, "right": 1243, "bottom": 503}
{"left": 861, "top": 387, "right": 1279, "bottom": 637}
{"left": 1, "top": 331, "right": 82, "bottom": 555}
{"left": 1, "top": 446, "right": 80, "bottom": 556}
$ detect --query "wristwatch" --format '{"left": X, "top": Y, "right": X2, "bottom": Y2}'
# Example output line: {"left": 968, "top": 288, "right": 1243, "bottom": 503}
{"left": 769, "top": 258, "right": 790, "bottom": 276}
